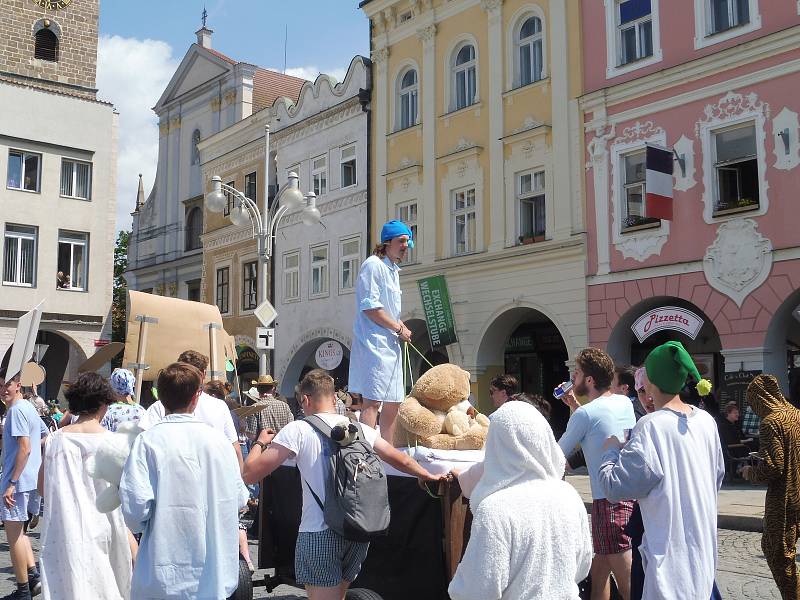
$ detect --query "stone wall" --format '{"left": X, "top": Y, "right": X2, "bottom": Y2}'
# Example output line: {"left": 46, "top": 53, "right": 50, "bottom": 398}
{"left": 0, "top": 0, "right": 99, "bottom": 98}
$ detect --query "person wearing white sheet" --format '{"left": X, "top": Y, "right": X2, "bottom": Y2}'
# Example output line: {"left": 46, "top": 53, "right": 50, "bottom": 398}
{"left": 448, "top": 402, "right": 592, "bottom": 600}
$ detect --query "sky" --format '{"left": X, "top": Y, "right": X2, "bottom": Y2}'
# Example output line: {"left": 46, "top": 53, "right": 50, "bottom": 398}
{"left": 96, "top": 1, "right": 370, "bottom": 231}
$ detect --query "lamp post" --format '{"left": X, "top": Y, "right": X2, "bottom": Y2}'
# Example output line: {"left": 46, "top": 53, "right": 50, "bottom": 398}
{"left": 205, "top": 124, "right": 321, "bottom": 376}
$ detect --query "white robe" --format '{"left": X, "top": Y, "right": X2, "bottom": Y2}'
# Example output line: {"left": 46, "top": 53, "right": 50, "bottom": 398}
{"left": 40, "top": 431, "right": 132, "bottom": 600}
{"left": 599, "top": 407, "right": 725, "bottom": 600}
{"left": 448, "top": 403, "right": 593, "bottom": 600}
{"left": 119, "top": 414, "right": 248, "bottom": 599}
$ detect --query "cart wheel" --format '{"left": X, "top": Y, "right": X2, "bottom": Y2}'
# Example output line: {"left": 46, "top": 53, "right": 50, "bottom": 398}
{"left": 346, "top": 588, "right": 384, "bottom": 600}
{"left": 226, "top": 558, "right": 253, "bottom": 600}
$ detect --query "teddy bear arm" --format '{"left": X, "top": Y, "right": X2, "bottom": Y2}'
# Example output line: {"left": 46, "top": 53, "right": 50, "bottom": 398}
{"left": 443, "top": 411, "right": 472, "bottom": 437}
{"left": 398, "top": 397, "right": 445, "bottom": 438}
{"left": 419, "top": 433, "right": 459, "bottom": 451}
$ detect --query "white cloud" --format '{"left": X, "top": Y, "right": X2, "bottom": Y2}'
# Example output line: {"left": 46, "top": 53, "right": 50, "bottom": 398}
{"left": 279, "top": 66, "right": 349, "bottom": 86}
{"left": 96, "top": 35, "right": 179, "bottom": 233}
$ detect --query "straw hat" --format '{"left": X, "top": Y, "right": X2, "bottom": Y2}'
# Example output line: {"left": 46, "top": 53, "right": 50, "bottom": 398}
{"left": 252, "top": 375, "right": 278, "bottom": 386}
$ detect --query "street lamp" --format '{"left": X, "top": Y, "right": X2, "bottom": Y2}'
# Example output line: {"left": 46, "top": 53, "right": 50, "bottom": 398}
{"left": 206, "top": 124, "right": 321, "bottom": 376}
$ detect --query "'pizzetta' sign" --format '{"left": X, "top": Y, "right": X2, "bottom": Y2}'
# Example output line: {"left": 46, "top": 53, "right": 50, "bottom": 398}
{"left": 631, "top": 306, "right": 704, "bottom": 343}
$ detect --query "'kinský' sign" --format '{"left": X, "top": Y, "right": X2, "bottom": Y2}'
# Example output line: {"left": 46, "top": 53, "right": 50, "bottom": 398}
{"left": 418, "top": 275, "right": 458, "bottom": 348}
{"left": 631, "top": 306, "right": 704, "bottom": 343}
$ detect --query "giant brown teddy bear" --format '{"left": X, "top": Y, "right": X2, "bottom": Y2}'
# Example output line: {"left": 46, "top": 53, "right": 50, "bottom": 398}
{"left": 392, "top": 363, "right": 489, "bottom": 450}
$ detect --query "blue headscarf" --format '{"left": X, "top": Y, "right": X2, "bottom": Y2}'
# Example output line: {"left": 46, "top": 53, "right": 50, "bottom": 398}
{"left": 110, "top": 368, "right": 136, "bottom": 397}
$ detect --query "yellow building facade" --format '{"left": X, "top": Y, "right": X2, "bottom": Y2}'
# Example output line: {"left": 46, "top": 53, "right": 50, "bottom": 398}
{"left": 362, "top": 0, "right": 587, "bottom": 432}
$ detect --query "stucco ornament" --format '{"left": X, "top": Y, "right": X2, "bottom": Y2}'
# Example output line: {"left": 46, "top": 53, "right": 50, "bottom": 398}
{"left": 703, "top": 219, "right": 772, "bottom": 307}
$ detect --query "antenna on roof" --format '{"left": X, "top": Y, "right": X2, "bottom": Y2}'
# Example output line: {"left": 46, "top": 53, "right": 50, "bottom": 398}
{"left": 202, "top": 6, "right": 208, "bottom": 28}
{"left": 283, "top": 24, "right": 288, "bottom": 74}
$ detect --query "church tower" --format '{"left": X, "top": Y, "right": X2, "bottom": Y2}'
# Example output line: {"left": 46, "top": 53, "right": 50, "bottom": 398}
{"left": 0, "top": 0, "right": 100, "bottom": 99}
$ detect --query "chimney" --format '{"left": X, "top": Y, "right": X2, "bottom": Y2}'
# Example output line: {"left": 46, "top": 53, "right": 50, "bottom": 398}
{"left": 196, "top": 26, "right": 213, "bottom": 49}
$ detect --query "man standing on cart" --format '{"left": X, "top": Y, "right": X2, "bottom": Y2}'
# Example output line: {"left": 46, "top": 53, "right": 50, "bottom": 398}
{"left": 348, "top": 220, "right": 413, "bottom": 444}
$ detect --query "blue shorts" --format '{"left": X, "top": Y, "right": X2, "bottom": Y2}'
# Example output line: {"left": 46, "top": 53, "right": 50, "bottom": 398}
{"left": 0, "top": 490, "right": 41, "bottom": 522}
{"left": 294, "top": 529, "right": 370, "bottom": 587}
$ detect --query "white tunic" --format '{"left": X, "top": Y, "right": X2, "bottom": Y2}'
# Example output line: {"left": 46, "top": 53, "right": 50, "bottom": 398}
{"left": 599, "top": 407, "right": 725, "bottom": 600}
{"left": 40, "top": 431, "right": 132, "bottom": 600}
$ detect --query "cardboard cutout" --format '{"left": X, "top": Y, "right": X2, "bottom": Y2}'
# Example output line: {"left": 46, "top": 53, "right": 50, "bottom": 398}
{"left": 5, "top": 301, "right": 44, "bottom": 380}
{"left": 78, "top": 342, "right": 125, "bottom": 373}
{"left": 20, "top": 362, "right": 45, "bottom": 387}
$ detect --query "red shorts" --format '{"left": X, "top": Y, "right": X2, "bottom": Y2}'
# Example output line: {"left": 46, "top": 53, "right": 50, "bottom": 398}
{"left": 591, "top": 498, "right": 634, "bottom": 555}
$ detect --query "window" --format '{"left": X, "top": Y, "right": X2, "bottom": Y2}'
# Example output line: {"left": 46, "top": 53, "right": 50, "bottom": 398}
{"left": 3, "top": 225, "right": 37, "bottom": 287}
{"left": 709, "top": 0, "right": 749, "bottom": 34}
{"left": 452, "top": 188, "right": 477, "bottom": 255}
{"left": 310, "top": 244, "right": 329, "bottom": 297}
{"left": 283, "top": 251, "right": 300, "bottom": 302}
{"left": 215, "top": 266, "right": 230, "bottom": 314}
{"left": 399, "top": 10, "right": 413, "bottom": 23}
{"left": 617, "top": 0, "right": 653, "bottom": 65}
{"left": 186, "top": 279, "right": 201, "bottom": 302}
{"left": 242, "top": 261, "right": 258, "bottom": 311}
{"left": 185, "top": 207, "right": 203, "bottom": 251}
{"left": 518, "top": 171, "right": 546, "bottom": 242}
{"left": 622, "top": 151, "right": 660, "bottom": 230}
{"left": 453, "top": 44, "right": 477, "bottom": 111}
{"left": 340, "top": 237, "right": 360, "bottom": 292}
{"left": 34, "top": 28, "right": 58, "bottom": 62}
{"left": 341, "top": 145, "right": 357, "bottom": 188}
{"left": 57, "top": 231, "right": 88, "bottom": 291}
{"left": 7, "top": 150, "right": 41, "bottom": 192}
{"left": 223, "top": 180, "right": 235, "bottom": 216}
{"left": 191, "top": 129, "right": 201, "bottom": 165}
{"left": 398, "top": 69, "right": 418, "bottom": 130}
{"left": 245, "top": 171, "right": 257, "bottom": 202}
{"left": 397, "top": 201, "right": 418, "bottom": 264}
{"left": 517, "top": 17, "right": 543, "bottom": 87}
{"left": 312, "top": 156, "right": 327, "bottom": 196}
{"left": 712, "top": 123, "right": 759, "bottom": 215}
{"left": 60, "top": 159, "right": 92, "bottom": 200}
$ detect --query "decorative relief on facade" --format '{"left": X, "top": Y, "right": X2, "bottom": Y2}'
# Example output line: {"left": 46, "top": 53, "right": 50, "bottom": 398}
{"left": 158, "top": 121, "right": 169, "bottom": 137}
{"left": 271, "top": 103, "right": 363, "bottom": 148}
{"left": 223, "top": 89, "right": 237, "bottom": 106}
{"left": 703, "top": 219, "right": 773, "bottom": 307}
{"left": 512, "top": 116, "right": 544, "bottom": 135}
{"left": 279, "top": 190, "right": 368, "bottom": 228}
{"left": 773, "top": 107, "right": 800, "bottom": 171}
{"left": 585, "top": 125, "right": 615, "bottom": 170}
{"left": 695, "top": 91, "right": 770, "bottom": 137}
{"left": 617, "top": 120, "right": 661, "bottom": 145}
{"left": 416, "top": 24, "right": 437, "bottom": 46}
{"left": 673, "top": 134, "right": 696, "bottom": 192}
{"left": 210, "top": 97, "right": 222, "bottom": 112}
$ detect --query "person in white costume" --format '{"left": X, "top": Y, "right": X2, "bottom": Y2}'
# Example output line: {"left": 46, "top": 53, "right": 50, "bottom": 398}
{"left": 599, "top": 341, "right": 725, "bottom": 600}
{"left": 448, "top": 401, "right": 592, "bottom": 600}
{"left": 39, "top": 372, "right": 132, "bottom": 600}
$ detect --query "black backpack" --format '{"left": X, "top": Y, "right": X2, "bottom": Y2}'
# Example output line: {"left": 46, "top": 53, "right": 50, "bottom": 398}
{"left": 303, "top": 415, "right": 391, "bottom": 541}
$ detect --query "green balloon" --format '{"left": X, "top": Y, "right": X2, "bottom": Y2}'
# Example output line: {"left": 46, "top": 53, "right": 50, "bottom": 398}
{"left": 151, "top": 387, "right": 158, "bottom": 400}
{"left": 226, "top": 359, "right": 235, "bottom": 372}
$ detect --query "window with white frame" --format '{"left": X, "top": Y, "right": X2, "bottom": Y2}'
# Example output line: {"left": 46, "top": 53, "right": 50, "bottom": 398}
{"left": 215, "top": 266, "right": 230, "bottom": 314}
{"left": 3, "top": 224, "right": 37, "bottom": 287}
{"left": 312, "top": 155, "right": 327, "bottom": 196}
{"left": 340, "top": 237, "right": 360, "bottom": 292}
{"left": 397, "top": 201, "right": 418, "bottom": 263}
{"left": 283, "top": 251, "right": 300, "bottom": 302}
{"left": 242, "top": 260, "right": 258, "bottom": 311}
{"left": 310, "top": 244, "right": 329, "bottom": 297}
{"left": 223, "top": 180, "right": 235, "bottom": 216}
{"left": 341, "top": 144, "right": 357, "bottom": 188}
{"left": 712, "top": 123, "right": 759, "bottom": 215}
{"left": 708, "top": 0, "right": 750, "bottom": 34}
{"left": 7, "top": 150, "right": 41, "bottom": 192}
{"left": 398, "top": 69, "right": 418, "bottom": 130}
{"left": 617, "top": 0, "right": 653, "bottom": 65}
{"left": 516, "top": 16, "right": 543, "bottom": 87}
{"left": 452, "top": 188, "right": 477, "bottom": 255}
{"left": 453, "top": 44, "right": 477, "bottom": 111}
{"left": 518, "top": 171, "right": 546, "bottom": 242}
{"left": 622, "top": 151, "right": 660, "bottom": 230}
{"left": 57, "top": 230, "right": 88, "bottom": 291}
{"left": 60, "top": 159, "right": 92, "bottom": 200}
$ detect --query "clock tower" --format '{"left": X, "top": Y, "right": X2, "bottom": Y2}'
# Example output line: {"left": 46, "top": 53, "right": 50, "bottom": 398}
{"left": 0, "top": 0, "right": 100, "bottom": 99}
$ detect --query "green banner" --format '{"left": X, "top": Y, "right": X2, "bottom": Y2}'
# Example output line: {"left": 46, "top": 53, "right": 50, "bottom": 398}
{"left": 418, "top": 275, "right": 458, "bottom": 348}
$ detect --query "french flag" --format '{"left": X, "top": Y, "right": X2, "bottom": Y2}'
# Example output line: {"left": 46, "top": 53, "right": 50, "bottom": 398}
{"left": 645, "top": 144, "right": 674, "bottom": 220}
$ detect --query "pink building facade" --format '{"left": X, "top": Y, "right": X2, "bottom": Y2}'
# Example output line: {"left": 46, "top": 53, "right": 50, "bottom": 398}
{"left": 580, "top": 0, "right": 800, "bottom": 393}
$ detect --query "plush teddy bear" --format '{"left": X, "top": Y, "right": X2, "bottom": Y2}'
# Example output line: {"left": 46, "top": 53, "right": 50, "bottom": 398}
{"left": 393, "top": 363, "right": 489, "bottom": 450}
{"left": 86, "top": 421, "right": 142, "bottom": 513}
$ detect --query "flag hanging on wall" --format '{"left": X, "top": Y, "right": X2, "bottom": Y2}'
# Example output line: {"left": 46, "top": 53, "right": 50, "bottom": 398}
{"left": 645, "top": 144, "right": 674, "bottom": 220}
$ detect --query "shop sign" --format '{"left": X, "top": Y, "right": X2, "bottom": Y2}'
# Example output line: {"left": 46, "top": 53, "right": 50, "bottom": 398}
{"left": 316, "top": 340, "right": 343, "bottom": 370}
{"left": 418, "top": 275, "right": 458, "bottom": 348}
{"left": 631, "top": 306, "right": 704, "bottom": 343}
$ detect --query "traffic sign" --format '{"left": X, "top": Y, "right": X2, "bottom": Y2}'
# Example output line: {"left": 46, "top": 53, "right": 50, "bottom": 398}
{"left": 256, "top": 327, "right": 275, "bottom": 350}
{"left": 254, "top": 299, "right": 277, "bottom": 327}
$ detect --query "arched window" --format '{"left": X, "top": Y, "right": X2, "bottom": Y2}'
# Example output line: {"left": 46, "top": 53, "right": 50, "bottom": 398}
{"left": 516, "top": 16, "right": 544, "bottom": 87}
{"left": 453, "top": 44, "right": 477, "bottom": 111}
{"left": 34, "top": 28, "right": 59, "bottom": 62}
{"left": 397, "top": 69, "right": 418, "bottom": 131}
{"left": 191, "top": 129, "right": 201, "bottom": 166}
{"left": 185, "top": 207, "right": 203, "bottom": 251}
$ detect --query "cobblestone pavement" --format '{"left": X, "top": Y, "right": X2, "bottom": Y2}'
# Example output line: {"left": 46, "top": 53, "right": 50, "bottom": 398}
{"left": 0, "top": 526, "right": 783, "bottom": 599}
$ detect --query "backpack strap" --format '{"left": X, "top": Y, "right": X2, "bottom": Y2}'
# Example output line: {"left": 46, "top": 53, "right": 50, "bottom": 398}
{"left": 302, "top": 414, "right": 335, "bottom": 512}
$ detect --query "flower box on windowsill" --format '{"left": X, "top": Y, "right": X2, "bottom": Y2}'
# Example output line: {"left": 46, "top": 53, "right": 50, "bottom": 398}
{"left": 519, "top": 234, "right": 546, "bottom": 245}
{"left": 713, "top": 199, "right": 759, "bottom": 218}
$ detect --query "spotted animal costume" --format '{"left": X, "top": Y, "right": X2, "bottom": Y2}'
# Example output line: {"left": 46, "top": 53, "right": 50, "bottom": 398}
{"left": 746, "top": 375, "right": 800, "bottom": 600}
